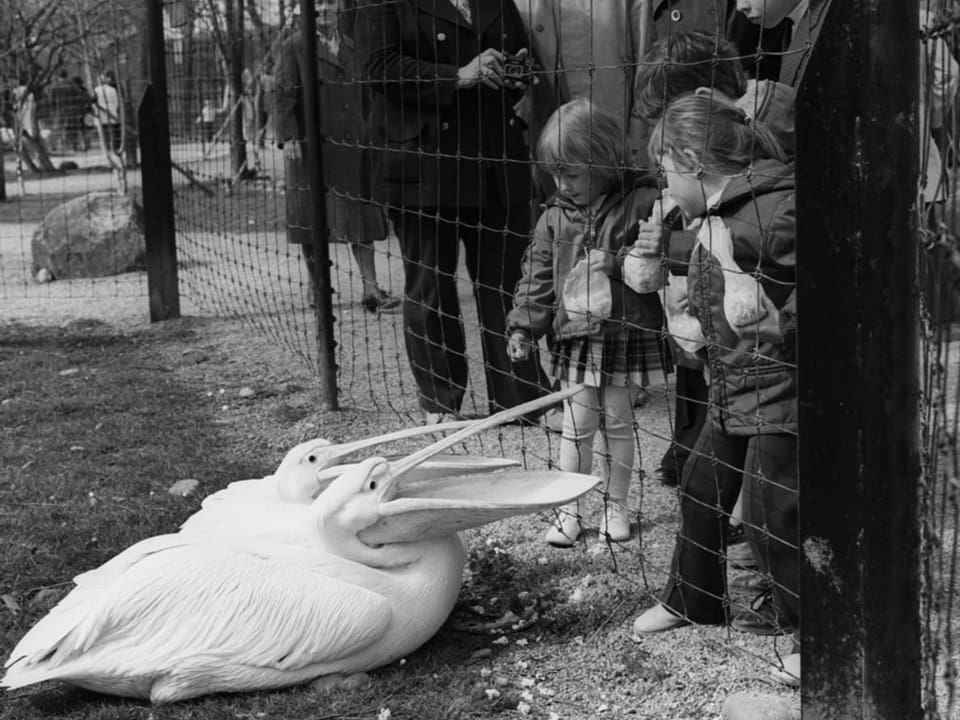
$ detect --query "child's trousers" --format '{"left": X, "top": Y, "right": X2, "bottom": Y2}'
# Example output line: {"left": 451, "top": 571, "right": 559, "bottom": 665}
{"left": 660, "top": 420, "right": 799, "bottom": 629}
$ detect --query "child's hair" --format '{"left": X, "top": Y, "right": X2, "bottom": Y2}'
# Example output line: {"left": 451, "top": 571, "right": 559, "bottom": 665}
{"left": 648, "top": 93, "right": 786, "bottom": 176}
{"left": 536, "top": 98, "right": 625, "bottom": 186}
{"left": 634, "top": 31, "right": 747, "bottom": 123}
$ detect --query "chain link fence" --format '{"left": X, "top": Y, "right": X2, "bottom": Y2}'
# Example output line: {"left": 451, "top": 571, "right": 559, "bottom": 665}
{"left": 2, "top": 0, "right": 959, "bottom": 715}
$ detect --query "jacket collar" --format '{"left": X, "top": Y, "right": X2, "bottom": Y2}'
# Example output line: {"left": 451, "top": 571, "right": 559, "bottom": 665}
{"left": 415, "top": 0, "right": 501, "bottom": 36}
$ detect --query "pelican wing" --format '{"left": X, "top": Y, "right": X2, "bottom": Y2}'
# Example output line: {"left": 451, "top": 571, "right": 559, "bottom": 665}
{"left": 3, "top": 540, "right": 392, "bottom": 693}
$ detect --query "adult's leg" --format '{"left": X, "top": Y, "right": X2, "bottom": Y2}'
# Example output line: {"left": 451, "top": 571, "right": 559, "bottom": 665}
{"left": 391, "top": 207, "right": 467, "bottom": 415}
{"left": 743, "top": 432, "right": 799, "bottom": 630}
{"left": 660, "top": 422, "right": 746, "bottom": 624}
{"left": 463, "top": 203, "right": 551, "bottom": 413}
{"left": 350, "top": 241, "right": 378, "bottom": 296}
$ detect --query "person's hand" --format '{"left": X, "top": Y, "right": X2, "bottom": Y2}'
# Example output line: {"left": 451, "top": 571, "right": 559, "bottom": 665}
{"left": 283, "top": 139, "right": 302, "bottom": 162}
{"left": 586, "top": 247, "right": 616, "bottom": 276}
{"left": 507, "top": 330, "right": 533, "bottom": 361}
{"left": 731, "top": 292, "right": 782, "bottom": 344}
{"left": 633, "top": 219, "right": 664, "bottom": 257}
{"left": 458, "top": 48, "right": 505, "bottom": 89}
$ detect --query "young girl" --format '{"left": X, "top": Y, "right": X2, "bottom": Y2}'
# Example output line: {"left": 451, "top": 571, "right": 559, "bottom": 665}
{"left": 630, "top": 92, "right": 798, "bottom": 683}
{"left": 506, "top": 98, "right": 666, "bottom": 547}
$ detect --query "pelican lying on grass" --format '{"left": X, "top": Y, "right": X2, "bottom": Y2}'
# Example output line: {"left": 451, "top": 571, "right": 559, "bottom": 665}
{"left": 2, "top": 389, "right": 594, "bottom": 703}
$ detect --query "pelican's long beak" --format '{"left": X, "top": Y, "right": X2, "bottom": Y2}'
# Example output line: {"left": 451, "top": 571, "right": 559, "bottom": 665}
{"left": 358, "top": 468, "right": 597, "bottom": 544}
{"left": 355, "top": 387, "right": 594, "bottom": 544}
{"left": 276, "top": 420, "right": 477, "bottom": 475}
{"left": 314, "top": 455, "right": 520, "bottom": 498}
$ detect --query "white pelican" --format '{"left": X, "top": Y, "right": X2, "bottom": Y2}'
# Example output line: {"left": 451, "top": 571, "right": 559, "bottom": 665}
{"left": 3, "top": 390, "right": 593, "bottom": 703}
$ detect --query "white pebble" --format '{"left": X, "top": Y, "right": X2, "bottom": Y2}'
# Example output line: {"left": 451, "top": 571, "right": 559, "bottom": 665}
{"left": 168, "top": 479, "right": 200, "bottom": 497}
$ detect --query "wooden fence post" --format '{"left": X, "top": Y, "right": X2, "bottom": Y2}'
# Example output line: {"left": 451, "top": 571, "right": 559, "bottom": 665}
{"left": 300, "top": 0, "right": 339, "bottom": 410}
{"left": 139, "top": 0, "right": 180, "bottom": 322}
{"left": 797, "top": 1, "right": 921, "bottom": 717}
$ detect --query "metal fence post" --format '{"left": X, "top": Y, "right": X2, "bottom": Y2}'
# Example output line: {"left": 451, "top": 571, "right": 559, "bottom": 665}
{"left": 300, "top": 0, "right": 339, "bottom": 410}
{"left": 140, "top": 0, "right": 180, "bottom": 322}
{"left": 797, "top": 1, "right": 921, "bottom": 718}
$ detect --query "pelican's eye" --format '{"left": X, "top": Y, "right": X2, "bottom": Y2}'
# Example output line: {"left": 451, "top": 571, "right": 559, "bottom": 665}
{"left": 307, "top": 454, "right": 317, "bottom": 463}
{"left": 368, "top": 479, "right": 377, "bottom": 491}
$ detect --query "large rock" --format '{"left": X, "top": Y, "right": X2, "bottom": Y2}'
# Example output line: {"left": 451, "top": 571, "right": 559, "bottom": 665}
{"left": 31, "top": 192, "right": 145, "bottom": 279}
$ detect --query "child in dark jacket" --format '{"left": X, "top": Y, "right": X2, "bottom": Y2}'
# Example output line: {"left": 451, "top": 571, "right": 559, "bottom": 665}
{"left": 507, "top": 99, "right": 666, "bottom": 547}
{"left": 631, "top": 92, "right": 799, "bottom": 684}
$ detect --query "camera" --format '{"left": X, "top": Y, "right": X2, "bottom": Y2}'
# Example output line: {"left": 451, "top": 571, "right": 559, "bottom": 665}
{"left": 502, "top": 52, "right": 536, "bottom": 82}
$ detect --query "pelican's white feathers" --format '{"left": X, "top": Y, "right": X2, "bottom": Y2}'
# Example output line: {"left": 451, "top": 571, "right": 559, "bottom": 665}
{"left": 3, "top": 535, "right": 455, "bottom": 703}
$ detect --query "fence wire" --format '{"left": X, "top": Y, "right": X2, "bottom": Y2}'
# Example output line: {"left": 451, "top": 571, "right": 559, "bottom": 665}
{"left": 3, "top": 0, "right": 960, "bottom": 715}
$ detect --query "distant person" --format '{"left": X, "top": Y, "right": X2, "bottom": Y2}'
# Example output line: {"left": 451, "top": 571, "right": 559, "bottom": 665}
{"left": 241, "top": 68, "right": 266, "bottom": 173}
{"left": 196, "top": 99, "right": 219, "bottom": 146}
{"left": 507, "top": 99, "right": 666, "bottom": 546}
{"left": 46, "top": 71, "right": 76, "bottom": 153}
{"left": 276, "top": 1, "right": 399, "bottom": 314}
{"left": 93, "top": 70, "right": 122, "bottom": 154}
{"left": 67, "top": 76, "right": 92, "bottom": 151}
{"left": 12, "top": 75, "right": 39, "bottom": 142}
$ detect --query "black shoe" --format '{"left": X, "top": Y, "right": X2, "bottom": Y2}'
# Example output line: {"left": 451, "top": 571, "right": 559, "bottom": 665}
{"left": 650, "top": 467, "right": 678, "bottom": 487}
{"left": 731, "top": 590, "right": 793, "bottom": 636}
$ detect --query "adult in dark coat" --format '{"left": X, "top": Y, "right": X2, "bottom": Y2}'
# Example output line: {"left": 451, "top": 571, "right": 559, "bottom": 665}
{"left": 275, "top": 3, "right": 398, "bottom": 312}
{"left": 734, "top": 0, "right": 832, "bottom": 89}
{"left": 354, "top": 0, "right": 553, "bottom": 421}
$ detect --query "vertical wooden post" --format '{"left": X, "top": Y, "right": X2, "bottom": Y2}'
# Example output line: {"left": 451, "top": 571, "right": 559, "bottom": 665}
{"left": 797, "top": 1, "right": 920, "bottom": 717}
{"left": 140, "top": 0, "right": 180, "bottom": 321}
{"left": 300, "top": 0, "right": 339, "bottom": 409}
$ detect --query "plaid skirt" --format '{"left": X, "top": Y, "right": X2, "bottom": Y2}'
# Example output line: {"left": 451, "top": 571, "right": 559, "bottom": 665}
{"left": 552, "top": 328, "right": 671, "bottom": 388}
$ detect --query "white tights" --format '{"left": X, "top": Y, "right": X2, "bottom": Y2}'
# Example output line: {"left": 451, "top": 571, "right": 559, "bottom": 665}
{"left": 559, "top": 381, "right": 638, "bottom": 504}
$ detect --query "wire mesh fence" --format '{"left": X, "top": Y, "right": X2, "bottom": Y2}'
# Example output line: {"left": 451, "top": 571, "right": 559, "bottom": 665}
{"left": 2, "top": 0, "right": 960, "bottom": 715}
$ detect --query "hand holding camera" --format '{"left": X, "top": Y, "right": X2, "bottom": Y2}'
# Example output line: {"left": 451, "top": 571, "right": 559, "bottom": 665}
{"left": 457, "top": 48, "right": 536, "bottom": 90}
